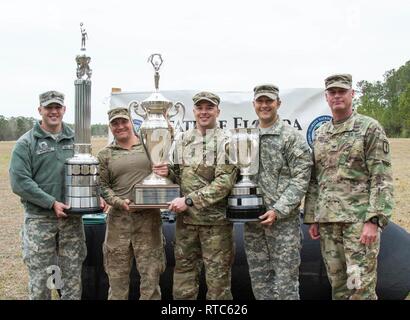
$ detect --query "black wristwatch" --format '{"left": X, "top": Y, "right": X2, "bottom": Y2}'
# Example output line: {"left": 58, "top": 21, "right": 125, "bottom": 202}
{"left": 369, "top": 216, "right": 379, "bottom": 226}
{"left": 185, "top": 197, "right": 194, "bottom": 207}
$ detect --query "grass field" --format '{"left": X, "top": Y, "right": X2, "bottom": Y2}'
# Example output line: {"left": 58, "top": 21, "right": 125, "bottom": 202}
{"left": 0, "top": 137, "right": 409, "bottom": 299}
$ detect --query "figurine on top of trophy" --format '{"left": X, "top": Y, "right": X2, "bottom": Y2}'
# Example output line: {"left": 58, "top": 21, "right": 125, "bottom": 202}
{"left": 76, "top": 23, "right": 91, "bottom": 80}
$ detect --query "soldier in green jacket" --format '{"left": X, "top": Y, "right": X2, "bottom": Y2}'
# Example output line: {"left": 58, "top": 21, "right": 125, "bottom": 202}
{"left": 9, "top": 91, "right": 104, "bottom": 299}
{"left": 154, "top": 91, "right": 238, "bottom": 299}
{"left": 97, "top": 108, "right": 165, "bottom": 300}
{"left": 304, "top": 74, "right": 394, "bottom": 300}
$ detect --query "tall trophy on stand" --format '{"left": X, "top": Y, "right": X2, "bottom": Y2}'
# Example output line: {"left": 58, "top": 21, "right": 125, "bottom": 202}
{"left": 64, "top": 23, "right": 102, "bottom": 214}
{"left": 226, "top": 128, "right": 265, "bottom": 222}
{"left": 128, "top": 53, "right": 185, "bottom": 208}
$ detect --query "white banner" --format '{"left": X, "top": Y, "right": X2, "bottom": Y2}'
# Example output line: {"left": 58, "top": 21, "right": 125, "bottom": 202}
{"left": 109, "top": 88, "right": 332, "bottom": 148}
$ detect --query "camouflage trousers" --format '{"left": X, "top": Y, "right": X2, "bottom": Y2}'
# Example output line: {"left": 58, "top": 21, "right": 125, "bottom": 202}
{"left": 319, "top": 222, "right": 380, "bottom": 300}
{"left": 21, "top": 215, "right": 87, "bottom": 300}
{"left": 244, "top": 214, "right": 302, "bottom": 300}
{"left": 173, "top": 217, "right": 234, "bottom": 300}
{"left": 103, "top": 209, "right": 166, "bottom": 300}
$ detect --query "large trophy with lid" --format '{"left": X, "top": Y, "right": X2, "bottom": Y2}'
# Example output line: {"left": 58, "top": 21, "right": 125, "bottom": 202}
{"left": 64, "top": 23, "right": 102, "bottom": 214}
{"left": 128, "top": 54, "right": 185, "bottom": 208}
{"left": 226, "top": 128, "right": 265, "bottom": 221}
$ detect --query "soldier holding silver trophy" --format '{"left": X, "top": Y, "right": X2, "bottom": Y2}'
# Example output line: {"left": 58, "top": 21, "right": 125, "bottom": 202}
{"left": 154, "top": 91, "right": 238, "bottom": 300}
{"left": 97, "top": 54, "right": 186, "bottom": 299}
{"left": 243, "top": 84, "right": 312, "bottom": 300}
{"left": 97, "top": 107, "right": 166, "bottom": 300}
{"left": 9, "top": 24, "right": 107, "bottom": 299}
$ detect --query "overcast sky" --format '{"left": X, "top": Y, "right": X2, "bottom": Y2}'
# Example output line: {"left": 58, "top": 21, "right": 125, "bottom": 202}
{"left": 0, "top": 0, "right": 409, "bottom": 124}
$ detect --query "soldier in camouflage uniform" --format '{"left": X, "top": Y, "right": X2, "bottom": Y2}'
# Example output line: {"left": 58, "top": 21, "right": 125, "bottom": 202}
{"left": 9, "top": 91, "right": 99, "bottom": 299}
{"left": 97, "top": 108, "right": 166, "bottom": 300}
{"left": 154, "top": 92, "right": 238, "bottom": 300}
{"left": 304, "top": 74, "right": 394, "bottom": 300}
{"left": 243, "top": 84, "right": 312, "bottom": 300}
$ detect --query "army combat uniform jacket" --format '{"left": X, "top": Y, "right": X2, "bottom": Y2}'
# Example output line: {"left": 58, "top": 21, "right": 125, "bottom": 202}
{"left": 257, "top": 117, "right": 312, "bottom": 220}
{"left": 169, "top": 128, "right": 238, "bottom": 225}
{"left": 304, "top": 111, "right": 394, "bottom": 226}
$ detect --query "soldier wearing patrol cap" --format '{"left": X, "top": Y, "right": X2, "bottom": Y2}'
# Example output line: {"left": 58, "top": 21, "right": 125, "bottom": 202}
{"left": 97, "top": 107, "right": 166, "bottom": 299}
{"left": 304, "top": 74, "right": 394, "bottom": 299}
{"left": 9, "top": 90, "right": 106, "bottom": 299}
{"left": 244, "top": 84, "right": 312, "bottom": 299}
{"left": 154, "top": 91, "right": 238, "bottom": 300}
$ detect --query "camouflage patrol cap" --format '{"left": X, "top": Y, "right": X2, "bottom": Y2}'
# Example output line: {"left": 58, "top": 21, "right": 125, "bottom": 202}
{"left": 192, "top": 91, "right": 220, "bottom": 106}
{"left": 39, "top": 90, "right": 65, "bottom": 107}
{"left": 325, "top": 74, "right": 352, "bottom": 90}
{"left": 253, "top": 84, "right": 279, "bottom": 100}
{"left": 108, "top": 107, "right": 131, "bottom": 123}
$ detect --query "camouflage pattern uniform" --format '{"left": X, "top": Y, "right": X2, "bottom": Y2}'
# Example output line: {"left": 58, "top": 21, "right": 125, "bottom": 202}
{"left": 21, "top": 215, "right": 86, "bottom": 300}
{"left": 244, "top": 117, "right": 312, "bottom": 300}
{"left": 98, "top": 137, "right": 166, "bottom": 300}
{"left": 304, "top": 108, "right": 394, "bottom": 300}
{"left": 169, "top": 127, "right": 238, "bottom": 300}
{"left": 9, "top": 116, "right": 86, "bottom": 300}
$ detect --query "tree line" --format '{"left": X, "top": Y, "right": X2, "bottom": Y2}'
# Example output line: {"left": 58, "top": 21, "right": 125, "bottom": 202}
{"left": 1, "top": 60, "right": 409, "bottom": 141}
{"left": 0, "top": 116, "right": 108, "bottom": 141}
{"left": 355, "top": 59, "right": 410, "bottom": 138}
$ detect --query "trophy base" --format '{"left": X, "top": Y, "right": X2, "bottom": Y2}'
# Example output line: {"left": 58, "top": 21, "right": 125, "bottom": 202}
{"left": 132, "top": 184, "right": 180, "bottom": 209}
{"left": 226, "top": 205, "right": 266, "bottom": 222}
{"left": 226, "top": 194, "right": 266, "bottom": 222}
{"left": 64, "top": 207, "right": 104, "bottom": 215}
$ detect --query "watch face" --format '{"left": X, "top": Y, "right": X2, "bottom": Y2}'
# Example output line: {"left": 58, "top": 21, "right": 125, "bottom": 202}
{"left": 370, "top": 217, "right": 379, "bottom": 225}
{"left": 185, "top": 198, "right": 193, "bottom": 206}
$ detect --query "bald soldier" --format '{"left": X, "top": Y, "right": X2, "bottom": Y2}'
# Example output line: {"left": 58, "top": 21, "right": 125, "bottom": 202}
{"left": 97, "top": 107, "right": 166, "bottom": 300}
{"left": 244, "top": 84, "right": 312, "bottom": 300}
{"left": 154, "top": 91, "right": 238, "bottom": 300}
{"left": 304, "top": 74, "right": 394, "bottom": 300}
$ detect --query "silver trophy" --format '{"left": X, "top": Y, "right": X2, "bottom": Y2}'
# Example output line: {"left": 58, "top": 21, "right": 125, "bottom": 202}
{"left": 128, "top": 53, "right": 185, "bottom": 208}
{"left": 64, "top": 23, "right": 101, "bottom": 214}
{"left": 226, "top": 128, "right": 265, "bottom": 222}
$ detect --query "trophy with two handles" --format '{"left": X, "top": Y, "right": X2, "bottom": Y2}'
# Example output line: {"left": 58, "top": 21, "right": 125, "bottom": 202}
{"left": 128, "top": 54, "right": 185, "bottom": 208}
{"left": 226, "top": 128, "right": 266, "bottom": 222}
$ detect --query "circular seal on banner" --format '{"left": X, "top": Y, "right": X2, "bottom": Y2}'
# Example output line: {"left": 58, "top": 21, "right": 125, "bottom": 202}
{"left": 132, "top": 119, "right": 143, "bottom": 132}
{"left": 306, "top": 115, "right": 332, "bottom": 148}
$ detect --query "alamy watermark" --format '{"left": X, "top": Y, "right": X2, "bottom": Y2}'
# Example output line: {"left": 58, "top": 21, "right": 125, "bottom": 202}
{"left": 46, "top": 265, "right": 63, "bottom": 290}
{"left": 149, "top": 129, "right": 258, "bottom": 166}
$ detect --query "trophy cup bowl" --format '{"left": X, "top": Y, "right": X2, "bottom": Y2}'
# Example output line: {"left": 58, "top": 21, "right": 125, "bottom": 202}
{"left": 128, "top": 95, "right": 185, "bottom": 208}
{"left": 226, "top": 128, "right": 266, "bottom": 222}
{"left": 65, "top": 149, "right": 101, "bottom": 213}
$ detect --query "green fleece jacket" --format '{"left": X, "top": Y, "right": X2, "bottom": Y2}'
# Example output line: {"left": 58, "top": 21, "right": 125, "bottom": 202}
{"left": 9, "top": 121, "right": 74, "bottom": 217}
